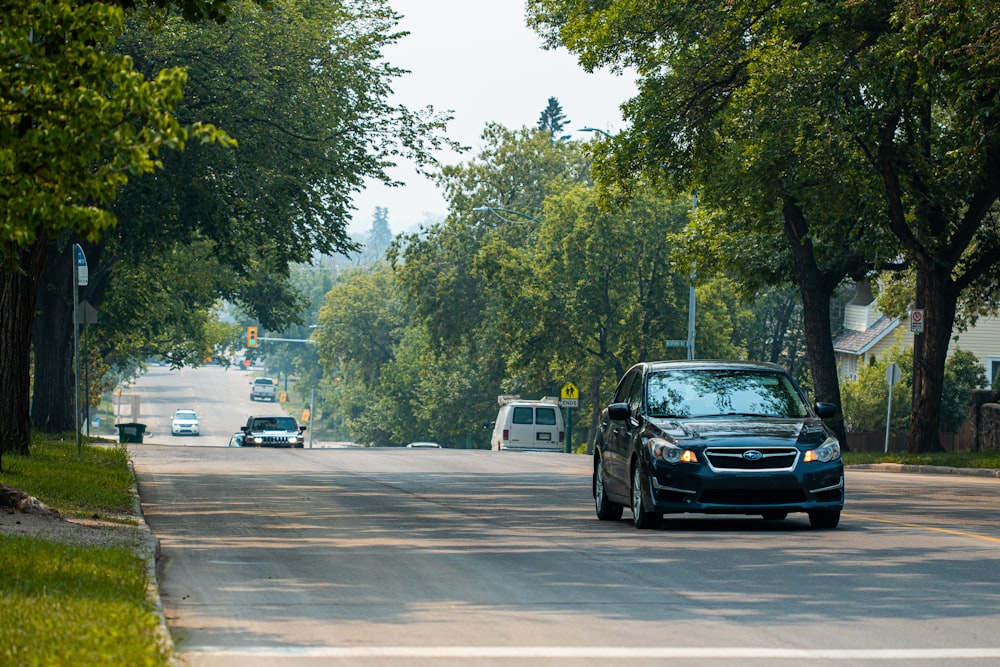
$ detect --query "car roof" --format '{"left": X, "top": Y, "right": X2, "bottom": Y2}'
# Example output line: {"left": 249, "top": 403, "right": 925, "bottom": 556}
{"left": 637, "top": 360, "right": 789, "bottom": 374}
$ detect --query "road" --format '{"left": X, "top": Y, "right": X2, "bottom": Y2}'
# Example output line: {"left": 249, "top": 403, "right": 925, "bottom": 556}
{"left": 128, "top": 368, "right": 1000, "bottom": 666}
{"left": 124, "top": 363, "right": 307, "bottom": 447}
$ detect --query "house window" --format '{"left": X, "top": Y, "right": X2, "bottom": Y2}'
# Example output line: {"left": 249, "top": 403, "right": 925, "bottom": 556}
{"left": 989, "top": 357, "right": 1000, "bottom": 389}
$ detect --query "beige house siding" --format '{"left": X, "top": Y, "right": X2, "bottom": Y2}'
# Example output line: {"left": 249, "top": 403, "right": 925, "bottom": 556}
{"left": 952, "top": 317, "right": 1000, "bottom": 387}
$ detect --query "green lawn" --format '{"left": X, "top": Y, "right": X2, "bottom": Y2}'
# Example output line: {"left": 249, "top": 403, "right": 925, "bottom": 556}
{"left": 0, "top": 436, "right": 172, "bottom": 667}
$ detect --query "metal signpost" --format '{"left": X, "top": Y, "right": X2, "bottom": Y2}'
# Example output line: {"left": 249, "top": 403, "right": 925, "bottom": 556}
{"left": 73, "top": 244, "right": 88, "bottom": 455}
{"left": 885, "top": 362, "right": 901, "bottom": 453}
{"left": 560, "top": 383, "right": 579, "bottom": 453}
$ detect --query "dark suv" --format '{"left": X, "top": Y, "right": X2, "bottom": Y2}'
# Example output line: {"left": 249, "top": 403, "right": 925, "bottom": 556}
{"left": 592, "top": 360, "right": 844, "bottom": 529}
{"left": 241, "top": 415, "right": 306, "bottom": 448}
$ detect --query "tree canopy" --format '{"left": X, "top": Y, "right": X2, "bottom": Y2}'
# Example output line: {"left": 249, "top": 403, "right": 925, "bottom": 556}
{"left": 527, "top": 0, "right": 1000, "bottom": 451}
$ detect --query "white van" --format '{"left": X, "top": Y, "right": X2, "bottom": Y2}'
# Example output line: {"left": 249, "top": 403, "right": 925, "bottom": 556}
{"left": 491, "top": 398, "right": 565, "bottom": 452}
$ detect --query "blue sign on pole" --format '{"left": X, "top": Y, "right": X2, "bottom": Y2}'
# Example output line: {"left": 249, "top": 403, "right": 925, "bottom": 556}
{"left": 74, "top": 244, "right": 89, "bottom": 287}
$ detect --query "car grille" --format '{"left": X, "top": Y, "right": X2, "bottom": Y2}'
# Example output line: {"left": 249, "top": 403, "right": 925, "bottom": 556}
{"left": 700, "top": 488, "right": 808, "bottom": 505}
{"left": 257, "top": 435, "right": 294, "bottom": 446}
{"left": 704, "top": 446, "right": 799, "bottom": 471}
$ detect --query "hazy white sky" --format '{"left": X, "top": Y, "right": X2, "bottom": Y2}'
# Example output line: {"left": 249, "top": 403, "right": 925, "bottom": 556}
{"left": 348, "top": 0, "right": 637, "bottom": 234}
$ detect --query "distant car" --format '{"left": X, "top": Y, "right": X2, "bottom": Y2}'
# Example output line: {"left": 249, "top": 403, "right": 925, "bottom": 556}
{"left": 171, "top": 409, "right": 200, "bottom": 436}
{"left": 405, "top": 442, "right": 442, "bottom": 449}
{"left": 592, "top": 360, "right": 844, "bottom": 529}
{"left": 227, "top": 432, "right": 245, "bottom": 448}
{"left": 250, "top": 377, "right": 277, "bottom": 402}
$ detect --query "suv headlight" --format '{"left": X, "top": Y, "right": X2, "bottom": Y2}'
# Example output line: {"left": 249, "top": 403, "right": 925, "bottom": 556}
{"left": 648, "top": 438, "right": 698, "bottom": 464}
{"left": 804, "top": 436, "right": 841, "bottom": 463}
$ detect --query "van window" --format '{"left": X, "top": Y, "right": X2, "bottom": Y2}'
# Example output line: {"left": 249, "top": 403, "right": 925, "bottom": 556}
{"left": 512, "top": 407, "right": 534, "bottom": 424}
{"left": 535, "top": 407, "right": 557, "bottom": 425}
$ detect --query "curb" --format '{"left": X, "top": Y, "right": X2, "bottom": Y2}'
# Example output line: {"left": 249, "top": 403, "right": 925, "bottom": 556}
{"left": 847, "top": 463, "right": 1000, "bottom": 478}
{"left": 128, "top": 461, "right": 178, "bottom": 663}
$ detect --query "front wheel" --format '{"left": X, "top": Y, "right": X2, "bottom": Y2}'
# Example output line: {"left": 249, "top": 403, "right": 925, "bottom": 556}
{"left": 631, "top": 464, "right": 661, "bottom": 529}
{"left": 594, "top": 458, "right": 623, "bottom": 521}
{"left": 809, "top": 510, "right": 841, "bottom": 529}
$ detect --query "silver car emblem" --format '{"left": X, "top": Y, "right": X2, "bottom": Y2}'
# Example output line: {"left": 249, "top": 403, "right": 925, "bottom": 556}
{"left": 743, "top": 450, "right": 763, "bottom": 461}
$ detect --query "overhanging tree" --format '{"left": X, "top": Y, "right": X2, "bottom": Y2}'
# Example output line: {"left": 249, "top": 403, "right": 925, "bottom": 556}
{"left": 30, "top": 0, "right": 457, "bottom": 433}
{"left": 0, "top": 0, "right": 232, "bottom": 460}
{"left": 527, "top": 0, "right": 1000, "bottom": 452}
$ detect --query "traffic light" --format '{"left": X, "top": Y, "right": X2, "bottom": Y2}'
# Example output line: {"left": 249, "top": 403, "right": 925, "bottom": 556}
{"left": 247, "top": 326, "right": 258, "bottom": 348}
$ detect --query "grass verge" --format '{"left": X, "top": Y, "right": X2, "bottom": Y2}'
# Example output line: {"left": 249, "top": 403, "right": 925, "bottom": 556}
{"left": 843, "top": 450, "right": 1000, "bottom": 469}
{"left": 0, "top": 436, "right": 171, "bottom": 666}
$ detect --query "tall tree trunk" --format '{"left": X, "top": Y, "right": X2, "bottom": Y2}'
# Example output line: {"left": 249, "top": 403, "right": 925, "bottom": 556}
{"left": 0, "top": 237, "right": 50, "bottom": 462}
{"left": 31, "top": 242, "right": 76, "bottom": 433}
{"left": 782, "top": 199, "right": 850, "bottom": 449}
{"left": 907, "top": 263, "right": 957, "bottom": 452}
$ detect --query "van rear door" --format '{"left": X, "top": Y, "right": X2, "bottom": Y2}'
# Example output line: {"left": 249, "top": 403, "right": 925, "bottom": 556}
{"left": 507, "top": 404, "right": 563, "bottom": 451}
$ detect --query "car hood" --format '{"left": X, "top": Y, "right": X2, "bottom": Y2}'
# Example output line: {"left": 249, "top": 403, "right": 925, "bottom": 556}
{"left": 650, "top": 417, "right": 832, "bottom": 448}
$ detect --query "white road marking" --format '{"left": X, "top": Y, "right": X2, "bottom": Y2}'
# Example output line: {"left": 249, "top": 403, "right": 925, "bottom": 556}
{"left": 185, "top": 646, "right": 1000, "bottom": 659}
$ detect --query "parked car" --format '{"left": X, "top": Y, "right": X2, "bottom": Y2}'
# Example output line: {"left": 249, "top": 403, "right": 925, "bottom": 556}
{"left": 170, "top": 409, "right": 200, "bottom": 436}
{"left": 591, "top": 360, "right": 844, "bottom": 529}
{"left": 241, "top": 415, "right": 306, "bottom": 448}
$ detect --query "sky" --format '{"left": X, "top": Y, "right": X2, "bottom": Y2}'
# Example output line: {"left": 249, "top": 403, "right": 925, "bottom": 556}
{"left": 347, "top": 0, "right": 638, "bottom": 235}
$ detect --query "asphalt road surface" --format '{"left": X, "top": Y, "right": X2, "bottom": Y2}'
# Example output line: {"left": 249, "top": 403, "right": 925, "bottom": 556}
{"left": 128, "top": 368, "right": 1000, "bottom": 666}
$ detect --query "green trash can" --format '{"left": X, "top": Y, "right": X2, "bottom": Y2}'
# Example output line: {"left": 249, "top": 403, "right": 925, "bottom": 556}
{"left": 116, "top": 423, "right": 146, "bottom": 444}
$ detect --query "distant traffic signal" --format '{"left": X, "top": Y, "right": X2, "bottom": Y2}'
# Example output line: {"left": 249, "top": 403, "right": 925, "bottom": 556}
{"left": 247, "top": 326, "right": 258, "bottom": 348}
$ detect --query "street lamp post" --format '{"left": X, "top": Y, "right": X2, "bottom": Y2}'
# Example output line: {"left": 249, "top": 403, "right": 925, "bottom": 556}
{"left": 472, "top": 205, "right": 543, "bottom": 224}
{"left": 579, "top": 126, "right": 612, "bottom": 138}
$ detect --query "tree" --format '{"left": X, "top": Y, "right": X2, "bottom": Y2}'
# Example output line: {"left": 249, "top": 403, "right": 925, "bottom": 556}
{"left": 29, "top": 0, "right": 458, "bottom": 433}
{"left": 526, "top": 0, "right": 1000, "bottom": 451}
{"left": 0, "top": 0, "right": 233, "bottom": 461}
{"left": 365, "top": 207, "right": 394, "bottom": 263}
{"left": 537, "top": 96, "right": 570, "bottom": 141}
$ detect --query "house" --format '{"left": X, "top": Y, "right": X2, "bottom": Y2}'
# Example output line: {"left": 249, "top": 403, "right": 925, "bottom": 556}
{"left": 833, "top": 280, "right": 1000, "bottom": 388}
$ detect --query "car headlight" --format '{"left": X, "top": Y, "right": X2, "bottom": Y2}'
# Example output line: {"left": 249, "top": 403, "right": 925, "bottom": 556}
{"left": 804, "top": 436, "right": 841, "bottom": 463}
{"left": 648, "top": 437, "right": 698, "bottom": 463}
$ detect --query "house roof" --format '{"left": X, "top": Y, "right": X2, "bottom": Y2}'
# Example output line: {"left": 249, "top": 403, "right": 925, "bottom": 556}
{"left": 833, "top": 315, "right": 899, "bottom": 355}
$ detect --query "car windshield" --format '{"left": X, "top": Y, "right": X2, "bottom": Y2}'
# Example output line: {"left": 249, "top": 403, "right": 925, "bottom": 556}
{"left": 174, "top": 411, "right": 197, "bottom": 419}
{"left": 252, "top": 417, "right": 298, "bottom": 431}
{"left": 645, "top": 369, "right": 809, "bottom": 419}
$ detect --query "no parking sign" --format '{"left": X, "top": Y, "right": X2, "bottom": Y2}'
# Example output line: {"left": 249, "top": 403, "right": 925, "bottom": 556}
{"left": 909, "top": 309, "right": 925, "bottom": 334}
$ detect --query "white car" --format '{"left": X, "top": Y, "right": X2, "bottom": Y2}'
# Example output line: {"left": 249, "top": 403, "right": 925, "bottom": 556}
{"left": 171, "top": 409, "right": 200, "bottom": 436}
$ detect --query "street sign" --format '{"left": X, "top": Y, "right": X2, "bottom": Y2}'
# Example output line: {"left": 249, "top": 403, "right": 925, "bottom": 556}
{"left": 664, "top": 340, "right": 687, "bottom": 348}
{"left": 909, "top": 309, "right": 924, "bottom": 334}
{"left": 559, "top": 399, "right": 578, "bottom": 408}
{"left": 74, "top": 244, "right": 88, "bottom": 286}
{"left": 886, "top": 362, "right": 901, "bottom": 387}
{"left": 560, "top": 383, "right": 579, "bottom": 400}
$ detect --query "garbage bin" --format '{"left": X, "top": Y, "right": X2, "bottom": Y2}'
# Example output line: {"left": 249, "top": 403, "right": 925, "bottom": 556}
{"left": 116, "top": 423, "right": 146, "bottom": 444}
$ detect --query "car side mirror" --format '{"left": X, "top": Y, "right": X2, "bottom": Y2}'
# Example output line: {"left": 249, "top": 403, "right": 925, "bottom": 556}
{"left": 607, "top": 403, "right": 630, "bottom": 421}
{"left": 240, "top": 426, "right": 249, "bottom": 434}
{"left": 815, "top": 402, "right": 838, "bottom": 419}
{"left": 299, "top": 426, "right": 307, "bottom": 433}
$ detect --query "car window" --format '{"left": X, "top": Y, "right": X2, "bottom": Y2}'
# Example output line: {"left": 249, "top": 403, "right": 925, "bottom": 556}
{"left": 627, "top": 372, "right": 643, "bottom": 417}
{"left": 254, "top": 378, "right": 273, "bottom": 385}
{"left": 175, "top": 411, "right": 197, "bottom": 419}
{"left": 275, "top": 417, "right": 298, "bottom": 431}
{"left": 612, "top": 371, "right": 635, "bottom": 404}
{"left": 512, "top": 407, "right": 534, "bottom": 424}
{"left": 535, "top": 407, "right": 557, "bottom": 426}
{"left": 645, "top": 369, "right": 809, "bottom": 418}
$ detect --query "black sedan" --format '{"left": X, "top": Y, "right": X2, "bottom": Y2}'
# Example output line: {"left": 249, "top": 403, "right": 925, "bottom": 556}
{"left": 592, "top": 360, "right": 844, "bottom": 529}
